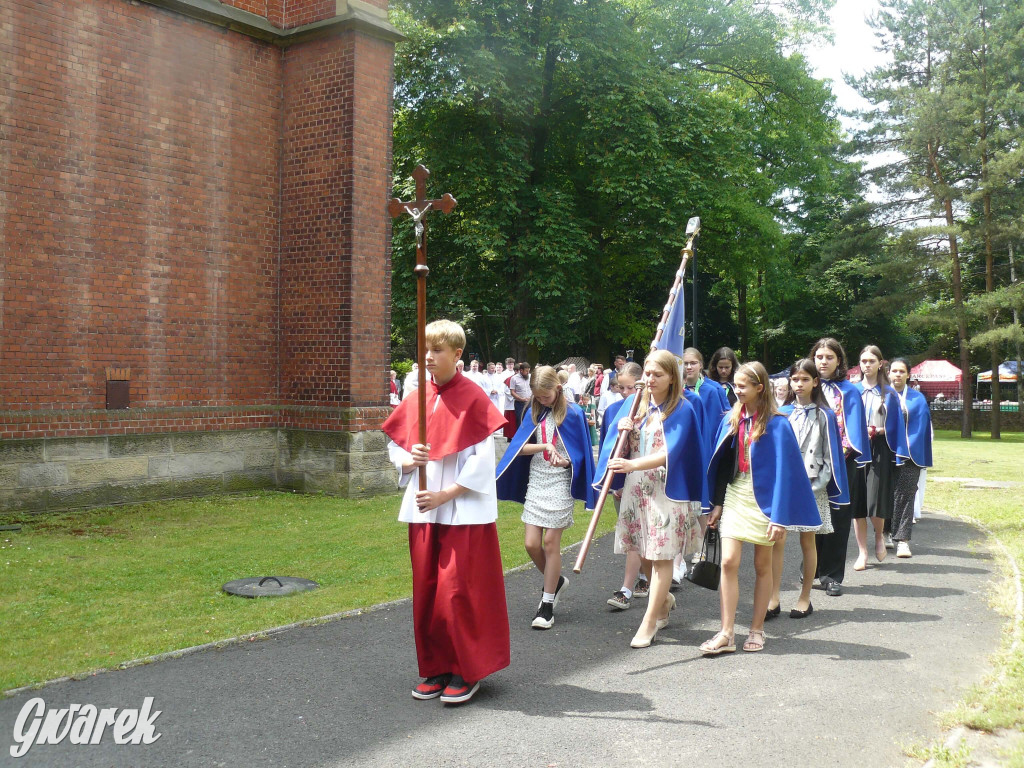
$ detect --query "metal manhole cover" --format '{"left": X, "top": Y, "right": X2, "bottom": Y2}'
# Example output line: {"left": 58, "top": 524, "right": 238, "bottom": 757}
{"left": 222, "top": 576, "right": 319, "bottom": 598}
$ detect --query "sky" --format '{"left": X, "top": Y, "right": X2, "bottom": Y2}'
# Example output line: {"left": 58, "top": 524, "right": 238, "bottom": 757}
{"left": 802, "top": 0, "right": 888, "bottom": 127}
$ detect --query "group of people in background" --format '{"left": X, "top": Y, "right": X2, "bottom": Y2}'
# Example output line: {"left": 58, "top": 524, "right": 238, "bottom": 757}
{"left": 383, "top": 321, "right": 934, "bottom": 704}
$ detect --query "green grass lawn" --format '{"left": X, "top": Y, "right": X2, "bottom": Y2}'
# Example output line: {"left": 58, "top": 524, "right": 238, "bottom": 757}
{"left": 915, "top": 430, "right": 1024, "bottom": 766}
{"left": 0, "top": 492, "right": 615, "bottom": 693}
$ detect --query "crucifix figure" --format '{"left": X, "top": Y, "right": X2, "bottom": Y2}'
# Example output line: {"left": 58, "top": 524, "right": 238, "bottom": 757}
{"left": 388, "top": 165, "right": 457, "bottom": 491}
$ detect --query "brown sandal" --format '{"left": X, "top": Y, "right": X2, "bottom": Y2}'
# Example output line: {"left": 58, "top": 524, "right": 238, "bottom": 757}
{"left": 743, "top": 629, "right": 765, "bottom": 652}
{"left": 699, "top": 631, "right": 736, "bottom": 656}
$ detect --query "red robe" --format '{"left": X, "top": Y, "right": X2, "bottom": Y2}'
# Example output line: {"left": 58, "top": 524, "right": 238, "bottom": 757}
{"left": 382, "top": 371, "right": 510, "bottom": 683}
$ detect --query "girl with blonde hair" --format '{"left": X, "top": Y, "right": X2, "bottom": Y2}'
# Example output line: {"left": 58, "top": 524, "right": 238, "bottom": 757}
{"left": 593, "top": 349, "right": 704, "bottom": 648}
{"left": 497, "top": 366, "right": 596, "bottom": 630}
{"left": 700, "top": 362, "right": 820, "bottom": 654}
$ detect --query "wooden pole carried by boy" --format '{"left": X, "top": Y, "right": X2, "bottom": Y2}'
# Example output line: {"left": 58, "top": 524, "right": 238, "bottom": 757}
{"left": 573, "top": 216, "right": 701, "bottom": 573}
{"left": 388, "top": 165, "right": 457, "bottom": 491}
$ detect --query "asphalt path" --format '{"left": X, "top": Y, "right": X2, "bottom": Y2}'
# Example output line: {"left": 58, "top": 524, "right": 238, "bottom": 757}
{"left": 0, "top": 513, "right": 1002, "bottom": 768}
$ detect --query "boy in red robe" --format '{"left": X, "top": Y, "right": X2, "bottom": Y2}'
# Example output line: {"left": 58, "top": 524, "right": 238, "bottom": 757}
{"left": 382, "top": 320, "right": 510, "bottom": 704}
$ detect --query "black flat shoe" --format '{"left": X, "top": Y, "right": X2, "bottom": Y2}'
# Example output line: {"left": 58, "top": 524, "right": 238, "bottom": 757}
{"left": 789, "top": 604, "right": 813, "bottom": 619}
{"left": 765, "top": 605, "right": 781, "bottom": 621}
{"left": 825, "top": 581, "right": 843, "bottom": 597}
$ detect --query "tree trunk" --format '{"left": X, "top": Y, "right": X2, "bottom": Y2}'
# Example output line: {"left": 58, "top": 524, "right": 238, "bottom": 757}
{"left": 928, "top": 136, "right": 972, "bottom": 438}
{"left": 979, "top": 8, "right": 1000, "bottom": 438}
{"left": 737, "top": 282, "right": 748, "bottom": 361}
{"left": 758, "top": 270, "right": 769, "bottom": 366}
{"left": 984, "top": 191, "right": 1001, "bottom": 438}
{"left": 943, "top": 196, "right": 973, "bottom": 438}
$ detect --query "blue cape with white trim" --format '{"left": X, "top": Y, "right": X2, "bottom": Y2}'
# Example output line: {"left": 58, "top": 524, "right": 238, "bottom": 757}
{"left": 778, "top": 404, "right": 850, "bottom": 505}
{"left": 824, "top": 378, "right": 871, "bottom": 465}
{"left": 707, "top": 413, "right": 821, "bottom": 528}
{"left": 593, "top": 394, "right": 704, "bottom": 505}
{"left": 496, "top": 402, "right": 596, "bottom": 509}
{"left": 885, "top": 387, "right": 933, "bottom": 468}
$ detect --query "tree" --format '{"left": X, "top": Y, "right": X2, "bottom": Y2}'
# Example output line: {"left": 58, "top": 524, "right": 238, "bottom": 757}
{"left": 389, "top": 0, "right": 851, "bottom": 365}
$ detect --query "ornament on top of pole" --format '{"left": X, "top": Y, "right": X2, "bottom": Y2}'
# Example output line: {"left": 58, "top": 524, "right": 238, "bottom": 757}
{"left": 387, "top": 165, "right": 458, "bottom": 491}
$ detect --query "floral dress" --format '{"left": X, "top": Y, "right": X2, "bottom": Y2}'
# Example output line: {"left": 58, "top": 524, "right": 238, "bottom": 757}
{"left": 614, "top": 416, "right": 700, "bottom": 560}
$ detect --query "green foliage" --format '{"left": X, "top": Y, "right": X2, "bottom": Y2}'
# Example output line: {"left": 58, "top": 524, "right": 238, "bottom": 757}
{"left": 843, "top": 0, "right": 1024, "bottom": 401}
{"left": 390, "top": 0, "right": 853, "bottom": 365}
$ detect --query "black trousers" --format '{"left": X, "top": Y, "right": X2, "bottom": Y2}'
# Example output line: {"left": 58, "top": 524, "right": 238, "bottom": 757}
{"left": 514, "top": 399, "right": 527, "bottom": 426}
{"left": 815, "top": 453, "right": 860, "bottom": 584}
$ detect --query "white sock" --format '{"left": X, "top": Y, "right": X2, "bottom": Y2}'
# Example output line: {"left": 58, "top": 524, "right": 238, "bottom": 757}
{"left": 620, "top": 587, "right": 633, "bottom": 599}
{"left": 542, "top": 592, "right": 555, "bottom": 603}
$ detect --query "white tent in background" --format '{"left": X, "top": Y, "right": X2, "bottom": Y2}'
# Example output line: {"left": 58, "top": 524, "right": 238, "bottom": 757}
{"left": 976, "top": 361, "right": 1020, "bottom": 383}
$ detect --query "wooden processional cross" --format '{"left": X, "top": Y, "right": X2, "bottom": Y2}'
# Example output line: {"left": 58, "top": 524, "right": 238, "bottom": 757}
{"left": 387, "top": 165, "right": 457, "bottom": 491}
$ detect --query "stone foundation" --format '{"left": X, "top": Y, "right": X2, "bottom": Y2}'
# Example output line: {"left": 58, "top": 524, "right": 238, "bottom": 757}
{"left": 0, "top": 429, "right": 395, "bottom": 514}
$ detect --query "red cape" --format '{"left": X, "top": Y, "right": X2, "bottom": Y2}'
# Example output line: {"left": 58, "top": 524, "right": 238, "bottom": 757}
{"left": 382, "top": 371, "right": 508, "bottom": 460}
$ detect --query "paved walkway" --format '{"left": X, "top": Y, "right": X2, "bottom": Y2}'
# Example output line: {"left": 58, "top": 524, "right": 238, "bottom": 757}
{"left": 0, "top": 513, "right": 1003, "bottom": 768}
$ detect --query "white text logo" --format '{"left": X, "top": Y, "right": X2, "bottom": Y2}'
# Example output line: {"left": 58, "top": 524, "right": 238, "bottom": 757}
{"left": 10, "top": 697, "right": 162, "bottom": 758}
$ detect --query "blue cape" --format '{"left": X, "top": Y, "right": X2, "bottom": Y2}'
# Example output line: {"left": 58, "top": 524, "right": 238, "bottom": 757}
{"left": 885, "top": 388, "right": 933, "bottom": 468}
{"left": 824, "top": 378, "right": 871, "bottom": 466}
{"left": 593, "top": 394, "right": 704, "bottom": 505}
{"left": 778, "top": 404, "right": 850, "bottom": 505}
{"left": 496, "top": 402, "right": 597, "bottom": 509}
{"left": 692, "top": 377, "right": 731, "bottom": 461}
{"left": 707, "top": 414, "right": 821, "bottom": 528}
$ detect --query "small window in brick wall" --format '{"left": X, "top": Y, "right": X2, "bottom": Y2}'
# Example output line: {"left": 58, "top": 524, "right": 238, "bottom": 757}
{"left": 105, "top": 367, "right": 130, "bottom": 410}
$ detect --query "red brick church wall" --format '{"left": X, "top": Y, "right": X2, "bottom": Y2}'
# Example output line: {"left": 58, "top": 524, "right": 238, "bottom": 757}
{"left": 0, "top": 0, "right": 281, "bottom": 417}
{"left": 0, "top": 0, "right": 400, "bottom": 509}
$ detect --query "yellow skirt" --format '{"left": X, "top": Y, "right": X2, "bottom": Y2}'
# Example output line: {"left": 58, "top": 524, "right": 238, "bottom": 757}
{"left": 719, "top": 472, "right": 773, "bottom": 547}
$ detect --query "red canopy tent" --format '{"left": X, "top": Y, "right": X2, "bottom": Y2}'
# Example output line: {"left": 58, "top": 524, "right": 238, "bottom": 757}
{"left": 910, "top": 359, "right": 962, "bottom": 400}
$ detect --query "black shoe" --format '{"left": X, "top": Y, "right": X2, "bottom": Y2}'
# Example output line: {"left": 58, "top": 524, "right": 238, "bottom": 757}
{"left": 765, "top": 605, "right": 781, "bottom": 621}
{"left": 440, "top": 675, "right": 480, "bottom": 704}
{"left": 825, "top": 581, "right": 843, "bottom": 597}
{"left": 532, "top": 601, "right": 554, "bottom": 629}
{"left": 553, "top": 575, "right": 568, "bottom": 608}
{"left": 789, "top": 604, "right": 813, "bottom": 619}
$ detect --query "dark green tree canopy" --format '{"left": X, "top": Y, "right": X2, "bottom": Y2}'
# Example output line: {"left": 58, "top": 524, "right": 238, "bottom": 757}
{"left": 390, "top": 0, "right": 857, "bottom": 366}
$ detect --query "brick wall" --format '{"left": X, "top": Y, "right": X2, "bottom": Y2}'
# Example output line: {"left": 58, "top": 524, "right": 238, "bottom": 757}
{"left": 0, "top": 0, "right": 400, "bottom": 509}
{"left": 279, "top": 29, "right": 393, "bottom": 408}
{"left": 0, "top": 0, "right": 280, "bottom": 414}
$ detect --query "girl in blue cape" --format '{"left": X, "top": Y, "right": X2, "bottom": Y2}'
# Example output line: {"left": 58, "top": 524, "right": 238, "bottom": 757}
{"left": 699, "top": 362, "right": 821, "bottom": 655}
{"left": 769, "top": 358, "right": 849, "bottom": 620}
{"left": 886, "top": 358, "right": 933, "bottom": 559}
{"left": 594, "top": 349, "right": 704, "bottom": 649}
{"left": 682, "top": 347, "right": 731, "bottom": 460}
{"left": 852, "top": 345, "right": 900, "bottom": 571}
{"left": 811, "top": 337, "right": 871, "bottom": 597}
{"left": 496, "top": 366, "right": 596, "bottom": 630}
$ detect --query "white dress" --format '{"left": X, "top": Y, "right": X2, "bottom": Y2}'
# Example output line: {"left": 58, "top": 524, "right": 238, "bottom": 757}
{"left": 521, "top": 414, "right": 574, "bottom": 529}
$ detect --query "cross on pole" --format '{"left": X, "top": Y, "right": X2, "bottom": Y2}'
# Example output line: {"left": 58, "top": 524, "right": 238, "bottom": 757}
{"left": 388, "top": 165, "right": 457, "bottom": 491}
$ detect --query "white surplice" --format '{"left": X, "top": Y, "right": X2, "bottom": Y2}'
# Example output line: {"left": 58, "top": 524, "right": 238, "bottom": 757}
{"left": 388, "top": 434, "right": 498, "bottom": 525}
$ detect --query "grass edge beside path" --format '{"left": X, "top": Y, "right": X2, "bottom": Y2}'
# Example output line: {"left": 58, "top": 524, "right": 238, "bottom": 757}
{"left": 0, "top": 491, "right": 615, "bottom": 696}
{"left": 904, "top": 432, "right": 1024, "bottom": 768}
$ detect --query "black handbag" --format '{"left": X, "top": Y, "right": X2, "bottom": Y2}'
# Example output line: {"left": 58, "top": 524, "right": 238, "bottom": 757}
{"left": 685, "top": 526, "right": 722, "bottom": 591}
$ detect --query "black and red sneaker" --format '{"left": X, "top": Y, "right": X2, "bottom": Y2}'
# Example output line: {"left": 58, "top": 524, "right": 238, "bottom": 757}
{"left": 439, "top": 675, "right": 480, "bottom": 704}
{"left": 411, "top": 674, "right": 451, "bottom": 700}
